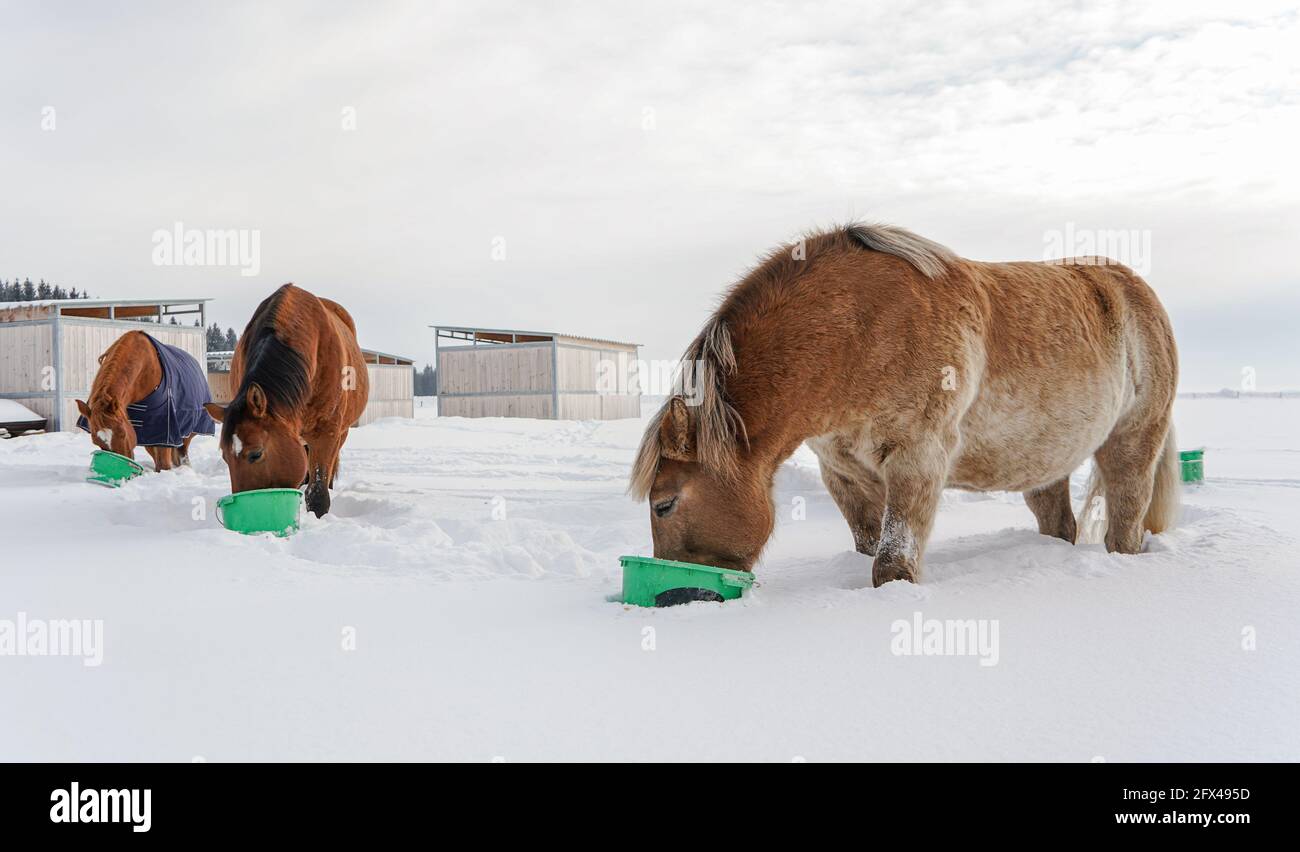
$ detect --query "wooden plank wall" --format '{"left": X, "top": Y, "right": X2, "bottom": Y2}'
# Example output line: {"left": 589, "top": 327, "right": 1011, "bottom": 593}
{"left": 0, "top": 322, "right": 54, "bottom": 395}
{"left": 0, "top": 305, "right": 56, "bottom": 322}
{"left": 555, "top": 343, "right": 640, "bottom": 420}
{"left": 439, "top": 394, "right": 554, "bottom": 419}
{"left": 557, "top": 393, "right": 641, "bottom": 420}
{"left": 355, "top": 364, "right": 414, "bottom": 426}
{"left": 434, "top": 339, "right": 639, "bottom": 421}
{"left": 437, "top": 344, "right": 554, "bottom": 395}
{"left": 207, "top": 372, "right": 235, "bottom": 404}
{"left": 557, "top": 347, "right": 642, "bottom": 392}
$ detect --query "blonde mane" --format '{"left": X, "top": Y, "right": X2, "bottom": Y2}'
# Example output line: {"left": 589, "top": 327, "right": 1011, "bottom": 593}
{"left": 628, "top": 223, "right": 954, "bottom": 500}
{"left": 629, "top": 317, "right": 746, "bottom": 499}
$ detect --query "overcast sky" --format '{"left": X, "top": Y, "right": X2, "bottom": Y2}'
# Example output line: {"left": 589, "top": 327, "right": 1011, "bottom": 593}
{"left": 2, "top": 0, "right": 1297, "bottom": 389}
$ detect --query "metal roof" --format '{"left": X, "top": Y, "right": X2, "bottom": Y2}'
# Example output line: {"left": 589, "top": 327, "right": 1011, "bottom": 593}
{"left": 432, "top": 324, "right": 640, "bottom": 348}
{"left": 361, "top": 348, "right": 414, "bottom": 365}
{"left": 0, "top": 297, "right": 211, "bottom": 310}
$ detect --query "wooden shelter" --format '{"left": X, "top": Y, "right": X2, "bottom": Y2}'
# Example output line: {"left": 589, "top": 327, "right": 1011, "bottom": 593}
{"left": 0, "top": 298, "right": 208, "bottom": 432}
{"left": 433, "top": 325, "right": 640, "bottom": 420}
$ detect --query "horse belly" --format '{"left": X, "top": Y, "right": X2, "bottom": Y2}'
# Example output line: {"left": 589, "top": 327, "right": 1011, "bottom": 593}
{"left": 948, "top": 372, "right": 1127, "bottom": 492}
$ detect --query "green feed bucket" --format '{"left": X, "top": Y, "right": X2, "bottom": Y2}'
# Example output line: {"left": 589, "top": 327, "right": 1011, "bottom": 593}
{"left": 87, "top": 449, "right": 144, "bottom": 487}
{"left": 618, "top": 555, "right": 755, "bottom": 608}
{"left": 1179, "top": 448, "right": 1205, "bottom": 484}
{"left": 216, "top": 488, "right": 303, "bottom": 537}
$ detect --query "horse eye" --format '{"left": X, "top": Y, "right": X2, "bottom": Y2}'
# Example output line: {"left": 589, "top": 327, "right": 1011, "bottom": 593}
{"left": 248, "top": 448, "right": 265, "bottom": 463}
{"left": 653, "top": 496, "right": 678, "bottom": 518}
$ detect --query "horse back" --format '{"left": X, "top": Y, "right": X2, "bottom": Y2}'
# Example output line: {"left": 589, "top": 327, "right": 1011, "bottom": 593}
{"left": 90, "top": 330, "right": 161, "bottom": 405}
{"left": 967, "top": 258, "right": 1175, "bottom": 401}
{"left": 307, "top": 292, "right": 369, "bottom": 427}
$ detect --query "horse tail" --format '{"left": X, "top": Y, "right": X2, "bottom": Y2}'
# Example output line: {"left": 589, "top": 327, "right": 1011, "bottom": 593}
{"left": 1077, "top": 464, "right": 1108, "bottom": 545}
{"left": 1077, "top": 424, "right": 1180, "bottom": 545}
{"left": 1144, "top": 425, "right": 1180, "bottom": 535}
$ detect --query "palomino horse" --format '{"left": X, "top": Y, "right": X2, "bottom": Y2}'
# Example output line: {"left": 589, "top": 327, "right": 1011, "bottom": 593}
{"left": 76, "top": 330, "right": 215, "bottom": 470}
{"left": 631, "top": 224, "right": 1179, "bottom": 586}
{"left": 204, "top": 284, "right": 368, "bottom": 517}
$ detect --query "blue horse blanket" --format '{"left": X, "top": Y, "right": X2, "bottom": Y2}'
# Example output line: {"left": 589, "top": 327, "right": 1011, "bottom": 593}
{"left": 78, "top": 333, "right": 216, "bottom": 448}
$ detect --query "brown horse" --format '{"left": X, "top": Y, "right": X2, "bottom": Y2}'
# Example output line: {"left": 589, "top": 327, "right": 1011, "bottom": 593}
{"left": 75, "top": 331, "right": 208, "bottom": 470}
{"left": 631, "top": 224, "right": 1179, "bottom": 586}
{"left": 204, "top": 284, "right": 369, "bottom": 517}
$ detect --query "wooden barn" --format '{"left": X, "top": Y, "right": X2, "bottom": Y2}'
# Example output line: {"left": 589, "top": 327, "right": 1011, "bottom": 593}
{"left": 0, "top": 297, "right": 209, "bottom": 432}
{"left": 207, "top": 347, "right": 414, "bottom": 427}
{"left": 433, "top": 325, "right": 640, "bottom": 420}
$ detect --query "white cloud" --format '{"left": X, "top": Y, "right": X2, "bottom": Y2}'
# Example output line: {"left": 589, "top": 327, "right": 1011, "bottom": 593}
{"left": 1, "top": 0, "right": 1297, "bottom": 386}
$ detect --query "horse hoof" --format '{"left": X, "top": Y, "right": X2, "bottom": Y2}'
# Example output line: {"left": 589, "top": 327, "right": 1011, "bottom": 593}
{"left": 305, "top": 487, "right": 331, "bottom": 518}
{"left": 872, "top": 555, "right": 917, "bottom": 587}
{"left": 872, "top": 571, "right": 916, "bottom": 587}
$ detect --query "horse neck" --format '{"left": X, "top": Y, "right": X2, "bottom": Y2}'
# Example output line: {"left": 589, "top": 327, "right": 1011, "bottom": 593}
{"left": 268, "top": 291, "right": 322, "bottom": 377}
{"left": 237, "top": 302, "right": 317, "bottom": 426}
{"left": 93, "top": 335, "right": 161, "bottom": 410}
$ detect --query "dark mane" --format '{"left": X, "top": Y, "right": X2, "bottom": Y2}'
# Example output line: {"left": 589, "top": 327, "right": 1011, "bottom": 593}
{"left": 221, "top": 286, "right": 310, "bottom": 442}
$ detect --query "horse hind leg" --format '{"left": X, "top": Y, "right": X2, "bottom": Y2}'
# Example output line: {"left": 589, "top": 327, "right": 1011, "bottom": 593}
{"left": 147, "top": 446, "right": 173, "bottom": 471}
{"left": 328, "top": 428, "right": 349, "bottom": 489}
{"left": 1023, "top": 477, "right": 1077, "bottom": 543}
{"left": 1090, "top": 420, "right": 1175, "bottom": 554}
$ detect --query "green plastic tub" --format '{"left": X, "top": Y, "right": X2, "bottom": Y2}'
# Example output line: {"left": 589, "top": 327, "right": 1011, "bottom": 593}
{"left": 87, "top": 449, "right": 144, "bottom": 487}
{"left": 1180, "top": 448, "right": 1204, "bottom": 484}
{"left": 216, "top": 488, "right": 303, "bottom": 536}
{"left": 619, "top": 555, "right": 755, "bottom": 607}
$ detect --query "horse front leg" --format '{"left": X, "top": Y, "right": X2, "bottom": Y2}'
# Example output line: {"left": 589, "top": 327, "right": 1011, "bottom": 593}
{"left": 147, "top": 446, "right": 174, "bottom": 471}
{"left": 179, "top": 434, "right": 194, "bottom": 466}
{"left": 873, "top": 437, "right": 951, "bottom": 586}
{"left": 303, "top": 430, "right": 343, "bottom": 518}
{"left": 819, "top": 464, "right": 885, "bottom": 557}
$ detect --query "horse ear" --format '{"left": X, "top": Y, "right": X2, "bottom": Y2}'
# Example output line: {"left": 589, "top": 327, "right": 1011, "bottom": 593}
{"left": 659, "top": 395, "right": 695, "bottom": 460}
{"left": 246, "top": 383, "right": 268, "bottom": 418}
{"left": 204, "top": 403, "right": 225, "bottom": 423}
{"left": 75, "top": 399, "right": 91, "bottom": 418}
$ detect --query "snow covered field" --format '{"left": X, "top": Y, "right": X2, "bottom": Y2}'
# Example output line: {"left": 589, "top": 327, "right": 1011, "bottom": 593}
{"left": 1, "top": 397, "right": 1297, "bottom": 761}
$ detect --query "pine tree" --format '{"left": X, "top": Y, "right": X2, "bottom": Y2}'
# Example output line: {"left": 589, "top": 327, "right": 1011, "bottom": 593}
{"left": 225, "top": 328, "right": 238, "bottom": 350}
{"left": 21, "top": 278, "right": 36, "bottom": 301}
{"left": 207, "top": 323, "right": 226, "bottom": 351}
{"left": 68, "top": 287, "right": 80, "bottom": 299}
{"left": 415, "top": 364, "right": 437, "bottom": 395}
{"left": 36, "top": 280, "right": 53, "bottom": 299}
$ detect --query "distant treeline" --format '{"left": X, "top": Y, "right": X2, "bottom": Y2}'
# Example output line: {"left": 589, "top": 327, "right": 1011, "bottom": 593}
{"left": 0, "top": 278, "right": 91, "bottom": 301}
{"left": 206, "top": 323, "right": 240, "bottom": 352}
{"left": 415, "top": 364, "right": 436, "bottom": 395}
{"left": 1179, "top": 390, "right": 1300, "bottom": 399}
